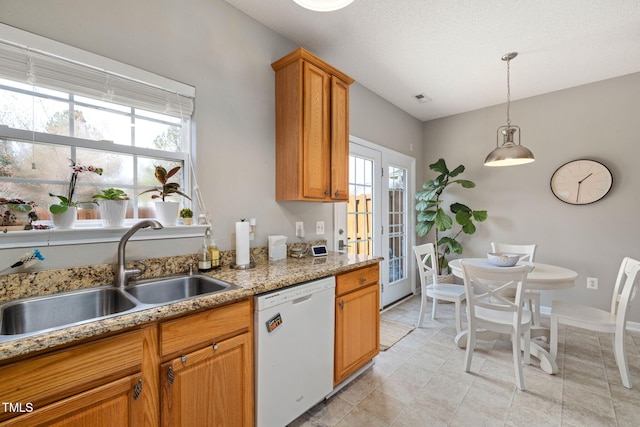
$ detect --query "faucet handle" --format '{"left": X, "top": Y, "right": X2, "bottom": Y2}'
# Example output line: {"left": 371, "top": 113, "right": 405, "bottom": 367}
{"left": 132, "top": 260, "right": 147, "bottom": 277}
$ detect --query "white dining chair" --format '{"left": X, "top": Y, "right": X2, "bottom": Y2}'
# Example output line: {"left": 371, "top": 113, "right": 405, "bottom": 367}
{"left": 491, "top": 242, "right": 540, "bottom": 325}
{"left": 550, "top": 257, "right": 640, "bottom": 389}
{"left": 461, "top": 261, "right": 532, "bottom": 390}
{"left": 413, "top": 243, "right": 466, "bottom": 332}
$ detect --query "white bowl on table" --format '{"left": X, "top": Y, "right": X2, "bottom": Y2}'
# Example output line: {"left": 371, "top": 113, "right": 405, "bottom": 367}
{"left": 487, "top": 252, "right": 520, "bottom": 267}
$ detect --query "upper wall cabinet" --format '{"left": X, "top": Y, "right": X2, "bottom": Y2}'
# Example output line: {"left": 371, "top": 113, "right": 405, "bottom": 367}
{"left": 272, "top": 48, "right": 355, "bottom": 202}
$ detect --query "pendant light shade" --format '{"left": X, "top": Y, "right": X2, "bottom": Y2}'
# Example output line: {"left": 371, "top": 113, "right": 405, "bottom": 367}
{"left": 292, "top": 0, "right": 354, "bottom": 12}
{"left": 484, "top": 52, "right": 535, "bottom": 167}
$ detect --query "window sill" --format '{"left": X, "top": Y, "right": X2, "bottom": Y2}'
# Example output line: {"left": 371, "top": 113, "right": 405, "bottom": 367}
{"left": 0, "top": 222, "right": 210, "bottom": 249}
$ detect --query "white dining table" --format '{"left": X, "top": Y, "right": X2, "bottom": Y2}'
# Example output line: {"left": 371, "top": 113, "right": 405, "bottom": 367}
{"left": 448, "top": 258, "right": 578, "bottom": 374}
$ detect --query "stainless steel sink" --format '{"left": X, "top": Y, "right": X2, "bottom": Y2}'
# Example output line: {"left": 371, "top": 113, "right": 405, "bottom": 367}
{"left": 0, "top": 288, "right": 138, "bottom": 336}
{"left": 126, "top": 275, "right": 240, "bottom": 304}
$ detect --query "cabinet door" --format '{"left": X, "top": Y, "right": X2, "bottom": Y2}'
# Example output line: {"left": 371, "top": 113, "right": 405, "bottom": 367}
{"left": 302, "top": 60, "right": 331, "bottom": 200}
{"left": 160, "top": 332, "right": 253, "bottom": 427}
{"left": 1, "top": 374, "right": 144, "bottom": 427}
{"left": 334, "top": 283, "right": 380, "bottom": 385}
{"left": 330, "top": 76, "right": 350, "bottom": 201}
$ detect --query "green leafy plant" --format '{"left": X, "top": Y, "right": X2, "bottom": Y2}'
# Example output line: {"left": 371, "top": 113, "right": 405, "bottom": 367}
{"left": 139, "top": 164, "right": 191, "bottom": 202}
{"left": 0, "top": 198, "right": 38, "bottom": 229}
{"left": 92, "top": 188, "right": 129, "bottom": 201}
{"left": 179, "top": 208, "right": 193, "bottom": 218}
{"left": 49, "top": 159, "right": 103, "bottom": 214}
{"left": 415, "top": 158, "right": 488, "bottom": 273}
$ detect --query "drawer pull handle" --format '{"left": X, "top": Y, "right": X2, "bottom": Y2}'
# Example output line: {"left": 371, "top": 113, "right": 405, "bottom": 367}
{"left": 212, "top": 343, "right": 219, "bottom": 351}
{"left": 133, "top": 379, "right": 143, "bottom": 400}
{"left": 167, "top": 367, "right": 175, "bottom": 385}
{"left": 359, "top": 277, "right": 366, "bottom": 283}
{"left": 181, "top": 355, "right": 187, "bottom": 364}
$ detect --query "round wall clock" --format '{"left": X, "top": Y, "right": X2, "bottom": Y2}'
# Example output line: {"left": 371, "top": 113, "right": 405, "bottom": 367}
{"left": 550, "top": 159, "right": 613, "bottom": 205}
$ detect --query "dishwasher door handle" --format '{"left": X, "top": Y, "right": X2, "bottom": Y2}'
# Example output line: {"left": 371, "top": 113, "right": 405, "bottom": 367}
{"left": 292, "top": 294, "right": 313, "bottom": 305}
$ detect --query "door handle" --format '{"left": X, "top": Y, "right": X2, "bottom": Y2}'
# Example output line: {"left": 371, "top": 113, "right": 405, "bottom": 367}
{"left": 339, "top": 299, "right": 345, "bottom": 310}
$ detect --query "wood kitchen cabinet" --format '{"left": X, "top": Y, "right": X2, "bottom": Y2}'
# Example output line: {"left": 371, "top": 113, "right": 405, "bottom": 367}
{"left": 159, "top": 299, "right": 253, "bottom": 427}
{"left": 0, "top": 330, "right": 148, "bottom": 426}
{"left": 272, "top": 47, "right": 354, "bottom": 202}
{"left": 334, "top": 263, "right": 380, "bottom": 386}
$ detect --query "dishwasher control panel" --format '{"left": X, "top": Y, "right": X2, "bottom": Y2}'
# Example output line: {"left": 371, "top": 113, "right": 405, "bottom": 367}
{"left": 254, "top": 276, "right": 335, "bottom": 311}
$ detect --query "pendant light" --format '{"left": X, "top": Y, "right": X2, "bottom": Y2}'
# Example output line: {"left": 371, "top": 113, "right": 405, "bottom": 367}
{"left": 292, "top": 0, "right": 354, "bottom": 12}
{"left": 484, "top": 52, "right": 535, "bottom": 167}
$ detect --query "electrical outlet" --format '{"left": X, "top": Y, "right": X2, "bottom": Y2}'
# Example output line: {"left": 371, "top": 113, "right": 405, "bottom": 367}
{"left": 295, "top": 221, "right": 304, "bottom": 237}
{"left": 316, "top": 221, "right": 325, "bottom": 235}
{"left": 587, "top": 277, "right": 598, "bottom": 290}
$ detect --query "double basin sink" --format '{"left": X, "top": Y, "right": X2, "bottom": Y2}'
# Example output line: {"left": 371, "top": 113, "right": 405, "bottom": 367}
{"left": 0, "top": 275, "right": 240, "bottom": 340}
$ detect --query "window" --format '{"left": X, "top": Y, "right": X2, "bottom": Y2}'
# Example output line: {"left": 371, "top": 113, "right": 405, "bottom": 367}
{"left": 0, "top": 25, "right": 195, "bottom": 226}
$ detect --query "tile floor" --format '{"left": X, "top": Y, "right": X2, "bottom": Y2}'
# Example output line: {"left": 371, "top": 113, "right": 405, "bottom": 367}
{"left": 290, "top": 295, "right": 640, "bottom": 426}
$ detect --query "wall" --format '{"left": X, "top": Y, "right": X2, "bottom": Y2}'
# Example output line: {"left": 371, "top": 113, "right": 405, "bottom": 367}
{"left": 422, "top": 72, "right": 640, "bottom": 321}
{"left": 0, "top": 0, "right": 422, "bottom": 268}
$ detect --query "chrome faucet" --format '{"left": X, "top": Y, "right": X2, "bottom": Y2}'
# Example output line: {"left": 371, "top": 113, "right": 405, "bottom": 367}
{"left": 116, "top": 220, "right": 164, "bottom": 289}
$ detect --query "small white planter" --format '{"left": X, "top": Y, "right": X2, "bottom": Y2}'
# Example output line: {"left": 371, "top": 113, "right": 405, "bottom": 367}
{"left": 154, "top": 201, "right": 179, "bottom": 226}
{"left": 98, "top": 200, "right": 128, "bottom": 228}
{"left": 51, "top": 206, "right": 77, "bottom": 229}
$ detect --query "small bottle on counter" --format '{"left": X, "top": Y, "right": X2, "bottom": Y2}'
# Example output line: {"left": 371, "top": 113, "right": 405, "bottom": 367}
{"left": 209, "top": 238, "right": 220, "bottom": 269}
{"left": 198, "top": 238, "right": 212, "bottom": 272}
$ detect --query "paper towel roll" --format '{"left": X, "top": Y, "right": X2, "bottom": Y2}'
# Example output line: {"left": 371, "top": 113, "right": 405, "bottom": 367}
{"left": 235, "top": 221, "right": 251, "bottom": 266}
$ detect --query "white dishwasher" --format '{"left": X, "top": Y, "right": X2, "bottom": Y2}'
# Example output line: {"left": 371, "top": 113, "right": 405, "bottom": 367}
{"left": 254, "top": 276, "right": 335, "bottom": 427}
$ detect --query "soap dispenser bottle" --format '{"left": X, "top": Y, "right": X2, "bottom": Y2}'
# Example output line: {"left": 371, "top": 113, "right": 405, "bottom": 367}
{"left": 198, "top": 237, "right": 212, "bottom": 272}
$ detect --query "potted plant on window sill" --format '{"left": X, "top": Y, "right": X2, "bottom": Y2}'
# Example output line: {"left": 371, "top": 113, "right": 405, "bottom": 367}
{"left": 49, "top": 159, "right": 103, "bottom": 229}
{"left": 140, "top": 164, "right": 191, "bottom": 226}
{"left": 0, "top": 198, "right": 39, "bottom": 230}
{"left": 93, "top": 188, "right": 129, "bottom": 228}
{"left": 415, "top": 158, "right": 488, "bottom": 278}
{"left": 179, "top": 208, "right": 193, "bottom": 225}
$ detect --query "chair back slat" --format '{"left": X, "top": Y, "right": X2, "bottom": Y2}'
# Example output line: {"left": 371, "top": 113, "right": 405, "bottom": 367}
{"left": 413, "top": 243, "right": 438, "bottom": 287}
{"left": 491, "top": 242, "right": 537, "bottom": 262}
{"left": 614, "top": 258, "right": 640, "bottom": 326}
{"left": 461, "top": 262, "right": 531, "bottom": 323}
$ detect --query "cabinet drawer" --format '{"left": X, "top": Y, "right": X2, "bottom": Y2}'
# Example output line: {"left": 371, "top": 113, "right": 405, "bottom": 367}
{"left": 336, "top": 264, "right": 380, "bottom": 296}
{"left": 0, "top": 330, "right": 143, "bottom": 421}
{"left": 160, "top": 299, "right": 251, "bottom": 357}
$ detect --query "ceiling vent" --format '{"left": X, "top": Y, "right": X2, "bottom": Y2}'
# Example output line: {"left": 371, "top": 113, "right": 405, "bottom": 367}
{"left": 414, "top": 93, "right": 432, "bottom": 104}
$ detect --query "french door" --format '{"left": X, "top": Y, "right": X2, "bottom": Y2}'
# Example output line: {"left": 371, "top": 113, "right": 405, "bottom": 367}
{"left": 335, "top": 137, "right": 415, "bottom": 308}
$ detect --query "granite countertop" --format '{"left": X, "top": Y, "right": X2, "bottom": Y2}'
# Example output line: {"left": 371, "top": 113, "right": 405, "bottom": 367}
{"left": 0, "top": 252, "right": 381, "bottom": 361}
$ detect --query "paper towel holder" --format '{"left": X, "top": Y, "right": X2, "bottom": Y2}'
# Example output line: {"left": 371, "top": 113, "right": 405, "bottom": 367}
{"left": 231, "top": 218, "right": 256, "bottom": 270}
{"left": 231, "top": 261, "right": 255, "bottom": 270}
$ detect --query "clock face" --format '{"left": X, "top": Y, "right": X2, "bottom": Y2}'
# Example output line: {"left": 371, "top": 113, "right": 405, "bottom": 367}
{"left": 550, "top": 159, "right": 613, "bottom": 205}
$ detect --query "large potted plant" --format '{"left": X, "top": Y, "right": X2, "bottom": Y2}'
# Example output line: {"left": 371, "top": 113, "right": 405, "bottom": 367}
{"left": 93, "top": 188, "right": 129, "bottom": 228}
{"left": 415, "top": 158, "right": 488, "bottom": 275}
{"left": 140, "top": 164, "right": 191, "bottom": 226}
{"left": 49, "top": 159, "right": 103, "bottom": 229}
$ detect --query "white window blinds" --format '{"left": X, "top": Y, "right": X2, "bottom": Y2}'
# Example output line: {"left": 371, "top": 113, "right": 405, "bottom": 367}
{"left": 0, "top": 34, "right": 194, "bottom": 118}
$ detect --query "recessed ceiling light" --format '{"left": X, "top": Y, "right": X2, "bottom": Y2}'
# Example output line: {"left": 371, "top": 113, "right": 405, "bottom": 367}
{"left": 292, "top": 0, "right": 355, "bottom": 12}
{"left": 414, "top": 93, "right": 432, "bottom": 104}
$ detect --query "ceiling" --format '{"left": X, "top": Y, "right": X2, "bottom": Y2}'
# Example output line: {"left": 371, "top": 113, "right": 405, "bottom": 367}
{"left": 223, "top": 0, "right": 640, "bottom": 122}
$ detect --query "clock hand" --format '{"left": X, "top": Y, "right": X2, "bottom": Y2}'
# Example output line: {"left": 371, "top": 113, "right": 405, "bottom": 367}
{"left": 576, "top": 182, "right": 581, "bottom": 203}
{"left": 578, "top": 172, "right": 593, "bottom": 184}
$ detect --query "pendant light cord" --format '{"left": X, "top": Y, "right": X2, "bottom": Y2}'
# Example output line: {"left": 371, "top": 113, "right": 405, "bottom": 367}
{"left": 506, "top": 57, "right": 511, "bottom": 128}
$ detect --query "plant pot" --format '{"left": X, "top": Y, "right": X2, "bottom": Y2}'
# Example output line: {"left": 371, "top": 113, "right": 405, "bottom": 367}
{"left": 0, "top": 204, "right": 30, "bottom": 227}
{"left": 99, "top": 200, "right": 128, "bottom": 228}
{"left": 154, "top": 201, "right": 179, "bottom": 226}
{"left": 182, "top": 217, "right": 192, "bottom": 225}
{"left": 51, "top": 206, "right": 77, "bottom": 229}
{"left": 427, "top": 273, "right": 454, "bottom": 285}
